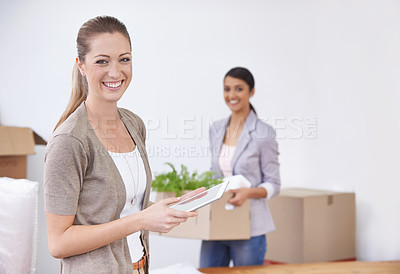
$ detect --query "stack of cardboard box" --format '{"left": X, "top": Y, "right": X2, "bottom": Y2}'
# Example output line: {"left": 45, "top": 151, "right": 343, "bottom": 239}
{"left": 0, "top": 126, "right": 46, "bottom": 179}
{"left": 265, "top": 188, "right": 356, "bottom": 263}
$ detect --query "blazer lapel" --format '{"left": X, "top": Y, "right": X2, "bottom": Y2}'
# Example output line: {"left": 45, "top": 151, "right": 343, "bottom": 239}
{"left": 212, "top": 118, "right": 229, "bottom": 176}
{"left": 231, "top": 111, "right": 257, "bottom": 174}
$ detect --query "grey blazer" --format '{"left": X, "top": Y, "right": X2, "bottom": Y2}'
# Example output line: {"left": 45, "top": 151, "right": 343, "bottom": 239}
{"left": 209, "top": 110, "right": 281, "bottom": 236}
{"left": 44, "top": 102, "right": 151, "bottom": 273}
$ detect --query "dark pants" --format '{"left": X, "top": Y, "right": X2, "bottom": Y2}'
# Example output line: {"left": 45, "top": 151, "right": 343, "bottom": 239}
{"left": 199, "top": 235, "right": 267, "bottom": 268}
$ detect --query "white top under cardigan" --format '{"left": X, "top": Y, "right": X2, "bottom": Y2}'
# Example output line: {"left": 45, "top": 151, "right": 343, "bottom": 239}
{"left": 108, "top": 148, "right": 146, "bottom": 263}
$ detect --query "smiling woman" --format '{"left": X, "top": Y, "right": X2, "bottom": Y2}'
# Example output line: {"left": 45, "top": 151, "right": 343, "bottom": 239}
{"left": 200, "top": 67, "right": 281, "bottom": 268}
{"left": 44, "top": 16, "right": 204, "bottom": 274}
{"left": 76, "top": 32, "right": 132, "bottom": 106}
{"left": 53, "top": 16, "right": 132, "bottom": 131}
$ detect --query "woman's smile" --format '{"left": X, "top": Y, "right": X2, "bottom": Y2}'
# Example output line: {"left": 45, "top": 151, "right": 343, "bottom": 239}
{"left": 103, "top": 80, "right": 124, "bottom": 90}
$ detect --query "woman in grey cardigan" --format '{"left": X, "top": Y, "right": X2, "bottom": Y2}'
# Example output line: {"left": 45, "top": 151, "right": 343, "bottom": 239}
{"left": 44, "top": 16, "right": 202, "bottom": 274}
{"left": 200, "top": 67, "right": 281, "bottom": 267}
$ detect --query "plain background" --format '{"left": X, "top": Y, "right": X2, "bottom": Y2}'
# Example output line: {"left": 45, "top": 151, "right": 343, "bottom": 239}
{"left": 1, "top": 0, "right": 399, "bottom": 272}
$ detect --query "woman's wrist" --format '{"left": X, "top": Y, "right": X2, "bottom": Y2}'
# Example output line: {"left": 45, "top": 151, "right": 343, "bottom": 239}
{"left": 247, "top": 187, "right": 268, "bottom": 199}
{"left": 126, "top": 211, "right": 145, "bottom": 233}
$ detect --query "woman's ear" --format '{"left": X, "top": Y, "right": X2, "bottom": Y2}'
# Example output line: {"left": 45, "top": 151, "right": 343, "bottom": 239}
{"left": 250, "top": 88, "right": 255, "bottom": 98}
{"left": 76, "top": 57, "right": 85, "bottom": 76}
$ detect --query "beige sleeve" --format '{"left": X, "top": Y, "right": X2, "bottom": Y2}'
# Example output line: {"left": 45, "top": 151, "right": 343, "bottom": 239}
{"left": 44, "top": 134, "right": 88, "bottom": 215}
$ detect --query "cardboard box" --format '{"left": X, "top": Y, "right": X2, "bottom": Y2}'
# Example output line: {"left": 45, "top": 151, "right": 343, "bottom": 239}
{"left": 265, "top": 188, "right": 356, "bottom": 263}
{"left": 0, "top": 126, "right": 46, "bottom": 179}
{"left": 155, "top": 192, "right": 251, "bottom": 240}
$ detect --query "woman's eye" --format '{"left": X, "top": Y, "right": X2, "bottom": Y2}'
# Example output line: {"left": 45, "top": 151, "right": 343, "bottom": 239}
{"left": 96, "top": 60, "right": 107, "bottom": 64}
{"left": 224, "top": 87, "right": 230, "bottom": 92}
{"left": 236, "top": 87, "right": 243, "bottom": 92}
{"left": 120, "top": 57, "right": 131, "bottom": 62}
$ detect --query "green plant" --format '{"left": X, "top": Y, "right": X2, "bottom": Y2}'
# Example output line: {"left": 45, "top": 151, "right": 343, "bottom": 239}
{"left": 152, "top": 162, "right": 222, "bottom": 196}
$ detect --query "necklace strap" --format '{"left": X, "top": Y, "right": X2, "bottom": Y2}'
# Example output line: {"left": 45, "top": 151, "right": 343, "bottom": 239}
{"left": 121, "top": 151, "right": 140, "bottom": 206}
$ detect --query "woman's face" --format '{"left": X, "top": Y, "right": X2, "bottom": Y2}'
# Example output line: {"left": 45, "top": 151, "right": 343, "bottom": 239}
{"left": 223, "top": 76, "right": 254, "bottom": 114}
{"left": 77, "top": 32, "right": 132, "bottom": 103}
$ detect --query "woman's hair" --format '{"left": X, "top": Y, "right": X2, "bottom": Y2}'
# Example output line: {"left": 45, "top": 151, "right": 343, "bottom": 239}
{"left": 54, "top": 16, "right": 131, "bottom": 131}
{"left": 224, "top": 67, "right": 257, "bottom": 115}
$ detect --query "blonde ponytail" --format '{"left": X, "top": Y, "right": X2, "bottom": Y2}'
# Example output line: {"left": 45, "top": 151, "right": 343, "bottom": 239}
{"left": 53, "top": 63, "right": 88, "bottom": 131}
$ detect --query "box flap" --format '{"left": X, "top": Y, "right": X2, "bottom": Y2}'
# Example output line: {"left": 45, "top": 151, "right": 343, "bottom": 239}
{"left": 33, "top": 131, "right": 47, "bottom": 145}
{"left": 280, "top": 188, "right": 341, "bottom": 197}
{"left": 0, "top": 127, "right": 36, "bottom": 156}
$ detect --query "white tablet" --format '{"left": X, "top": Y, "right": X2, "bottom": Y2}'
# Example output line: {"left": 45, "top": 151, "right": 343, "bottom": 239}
{"left": 170, "top": 180, "right": 230, "bottom": 212}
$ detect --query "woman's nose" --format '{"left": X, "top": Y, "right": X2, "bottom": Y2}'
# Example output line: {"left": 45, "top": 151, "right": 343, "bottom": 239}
{"left": 108, "top": 62, "right": 122, "bottom": 78}
{"left": 227, "top": 93, "right": 237, "bottom": 100}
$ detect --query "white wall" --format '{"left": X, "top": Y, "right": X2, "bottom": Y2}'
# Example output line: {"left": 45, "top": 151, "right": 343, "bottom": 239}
{"left": 1, "top": 0, "right": 400, "bottom": 272}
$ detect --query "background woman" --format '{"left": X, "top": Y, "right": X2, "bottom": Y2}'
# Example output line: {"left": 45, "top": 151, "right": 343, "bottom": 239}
{"left": 44, "top": 16, "right": 202, "bottom": 274}
{"left": 199, "top": 67, "right": 281, "bottom": 267}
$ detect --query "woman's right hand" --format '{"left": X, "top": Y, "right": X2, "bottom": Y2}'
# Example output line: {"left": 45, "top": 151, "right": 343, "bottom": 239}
{"left": 137, "top": 197, "right": 198, "bottom": 233}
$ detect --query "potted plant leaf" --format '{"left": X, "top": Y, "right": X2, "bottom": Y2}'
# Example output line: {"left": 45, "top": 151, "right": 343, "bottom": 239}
{"left": 152, "top": 162, "right": 222, "bottom": 197}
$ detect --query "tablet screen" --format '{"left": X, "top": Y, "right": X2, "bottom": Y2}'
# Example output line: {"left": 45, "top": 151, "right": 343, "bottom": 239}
{"left": 170, "top": 180, "right": 229, "bottom": 212}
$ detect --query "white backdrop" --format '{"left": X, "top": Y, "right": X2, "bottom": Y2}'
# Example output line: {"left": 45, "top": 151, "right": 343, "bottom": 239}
{"left": 1, "top": 0, "right": 400, "bottom": 273}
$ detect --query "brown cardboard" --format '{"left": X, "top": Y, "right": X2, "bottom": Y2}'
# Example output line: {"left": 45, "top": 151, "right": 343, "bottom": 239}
{"left": 265, "top": 188, "right": 356, "bottom": 263}
{"left": 155, "top": 192, "right": 250, "bottom": 240}
{"left": 0, "top": 126, "right": 46, "bottom": 179}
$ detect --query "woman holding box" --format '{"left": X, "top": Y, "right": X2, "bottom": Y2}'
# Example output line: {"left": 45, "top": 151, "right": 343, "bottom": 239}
{"left": 200, "top": 67, "right": 281, "bottom": 267}
{"left": 44, "top": 16, "right": 203, "bottom": 274}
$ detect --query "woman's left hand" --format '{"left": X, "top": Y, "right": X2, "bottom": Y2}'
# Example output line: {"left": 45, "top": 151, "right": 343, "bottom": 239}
{"left": 227, "top": 188, "right": 251, "bottom": 206}
{"left": 228, "top": 187, "right": 268, "bottom": 206}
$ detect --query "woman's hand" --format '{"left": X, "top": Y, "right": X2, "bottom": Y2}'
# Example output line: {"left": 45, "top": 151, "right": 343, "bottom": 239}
{"left": 138, "top": 187, "right": 205, "bottom": 233}
{"left": 228, "top": 187, "right": 268, "bottom": 206}
{"left": 227, "top": 188, "right": 251, "bottom": 206}
{"left": 137, "top": 197, "right": 193, "bottom": 233}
